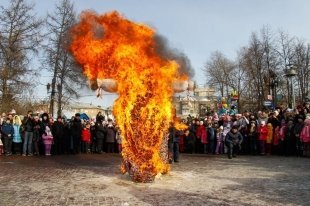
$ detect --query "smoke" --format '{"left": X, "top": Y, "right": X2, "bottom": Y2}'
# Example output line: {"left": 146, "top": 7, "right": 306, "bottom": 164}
{"left": 91, "top": 21, "right": 104, "bottom": 40}
{"left": 153, "top": 34, "right": 195, "bottom": 78}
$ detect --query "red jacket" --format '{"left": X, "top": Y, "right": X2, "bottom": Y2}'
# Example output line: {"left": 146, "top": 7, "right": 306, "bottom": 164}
{"left": 258, "top": 125, "right": 268, "bottom": 141}
{"left": 300, "top": 119, "right": 310, "bottom": 143}
{"left": 196, "top": 125, "right": 208, "bottom": 144}
{"left": 81, "top": 128, "right": 91, "bottom": 143}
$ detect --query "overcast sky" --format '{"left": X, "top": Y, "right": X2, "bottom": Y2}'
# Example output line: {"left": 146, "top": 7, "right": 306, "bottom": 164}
{"left": 2, "top": 0, "right": 310, "bottom": 107}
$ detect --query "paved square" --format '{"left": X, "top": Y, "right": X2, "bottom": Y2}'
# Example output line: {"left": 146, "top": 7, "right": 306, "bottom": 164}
{"left": 0, "top": 154, "right": 309, "bottom": 206}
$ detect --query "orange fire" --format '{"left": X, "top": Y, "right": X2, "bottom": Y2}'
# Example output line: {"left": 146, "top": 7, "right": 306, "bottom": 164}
{"left": 69, "top": 11, "right": 188, "bottom": 182}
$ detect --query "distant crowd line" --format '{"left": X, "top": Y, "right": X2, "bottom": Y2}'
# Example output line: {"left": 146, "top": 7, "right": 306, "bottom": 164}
{"left": 0, "top": 110, "right": 121, "bottom": 156}
{"left": 1, "top": 104, "right": 310, "bottom": 162}
{"left": 168, "top": 103, "right": 310, "bottom": 161}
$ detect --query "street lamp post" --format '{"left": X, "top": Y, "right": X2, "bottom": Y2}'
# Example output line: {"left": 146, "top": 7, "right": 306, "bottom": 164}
{"left": 285, "top": 65, "right": 297, "bottom": 109}
{"left": 47, "top": 81, "right": 57, "bottom": 118}
{"left": 270, "top": 78, "right": 279, "bottom": 108}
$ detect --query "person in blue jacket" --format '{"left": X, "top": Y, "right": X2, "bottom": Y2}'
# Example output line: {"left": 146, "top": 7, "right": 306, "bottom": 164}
{"left": 1, "top": 118, "right": 14, "bottom": 156}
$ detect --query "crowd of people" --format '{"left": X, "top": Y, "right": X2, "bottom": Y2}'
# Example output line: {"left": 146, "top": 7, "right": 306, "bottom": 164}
{"left": 169, "top": 102, "right": 310, "bottom": 160}
{"left": 1, "top": 103, "right": 310, "bottom": 162}
{"left": 0, "top": 110, "right": 121, "bottom": 156}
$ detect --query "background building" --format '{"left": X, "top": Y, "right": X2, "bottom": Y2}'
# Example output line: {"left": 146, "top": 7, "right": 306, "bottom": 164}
{"left": 174, "top": 86, "right": 217, "bottom": 118}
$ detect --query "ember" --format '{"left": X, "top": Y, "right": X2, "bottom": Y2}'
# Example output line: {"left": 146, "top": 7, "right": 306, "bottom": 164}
{"left": 69, "top": 11, "right": 191, "bottom": 182}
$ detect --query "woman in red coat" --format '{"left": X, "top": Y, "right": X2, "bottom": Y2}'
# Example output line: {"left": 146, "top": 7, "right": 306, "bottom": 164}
{"left": 196, "top": 121, "right": 208, "bottom": 153}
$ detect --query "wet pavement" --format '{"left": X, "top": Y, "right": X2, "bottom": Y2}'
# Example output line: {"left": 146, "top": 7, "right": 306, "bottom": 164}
{"left": 0, "top": 153, "right": 309, "bottom": 206}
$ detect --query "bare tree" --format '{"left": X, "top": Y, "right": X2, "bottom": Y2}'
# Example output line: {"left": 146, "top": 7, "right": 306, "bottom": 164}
{"left": 0, "top": 0, "right": 43, "bottom": 112}
{"left": 293, "top": 40, "right": 310, "bottom": 101}
{"left": 203, "top": 51, "right": 234, "bottom": 97}
{"left": 43, "top": 0, "right": 85, "bottom": 117}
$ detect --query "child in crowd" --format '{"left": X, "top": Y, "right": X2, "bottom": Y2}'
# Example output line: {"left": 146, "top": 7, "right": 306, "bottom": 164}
{"left": 12, "top": 115, "right": 23, "bottom": 155}
{"left": 248, "top": 120, "right": 258, "bottom": 155}
{"left": 33, "top": 116, "right": 41, "bottom": 155}
{"left": 2, "top": 118, "right": 14, "bottom": 156}
{"left": 300, "top": 118, "right": 310, "bottom": 157}
{"left": 81, "top": 122, "right": 91, "bottom": 153}
{"left": 42, "top": 126, "right": 53, "bottom": 156}
{"left": 215, "top": 126, "right": 224, "bottom": 154}
{"left": 258, "top": 121, "right": 268, "bottom": 155}
{"left": 222, "top": 115, "right": 232, "bottom": 154}
{"left": 273, "top": 121, "right": 284, "bottom": 155}
{"left": 266, "top": 123, "right": 273, "bottom": 155}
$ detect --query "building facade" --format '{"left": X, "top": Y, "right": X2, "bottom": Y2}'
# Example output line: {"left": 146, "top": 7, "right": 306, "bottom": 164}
{"left": 173, "top": 86, "right": 217, "bottom": 118}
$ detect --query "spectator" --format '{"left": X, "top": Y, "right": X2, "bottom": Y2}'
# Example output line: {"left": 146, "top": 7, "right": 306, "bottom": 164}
{"left": 225, "top": 125, "right": 243, "bottom": 159}
{"left": 300, "top": 117, "right": 310, "bottom": 157}
{"left": 71, "top": 113, "right": 82, "bottom": 154}
{"left": 258, "top": 121, "right": 268, "bottom": 155}
{"left": 81, "top": 122, "right": 91, "bottom": 153}
{"left": 215, "top": 126, "right": 224, "bottom": 154}
{"left": 207, "top": 122, "right": 216, "bottom": 154}
{"left": 266, "top": 123, "right": 273, "bottom": 155}
{"left": 12, "top": 115, "right": 23, "bottom": 155}
{"left": 196, "top": 121, "right": 208, "bottom": 154}
{"left": 95, "top": 118, "right": 106, "bottom": 154}
{"left": 184, "top": 129, "right": 195, "bottom": 154}
{"left": 22, "top": 110, "right": 34, "bottom": 156}
{"left": 105, "top": 119, "right": 116, "bottom": 153}
{"left": 2, "top": 117, "right": 14, "bottom": 156}
{"left": 248, "top": 120, "right": 258, "bottom": 155}
{"left": 52, "top": 116, "right": 65, "bottom": 154}
{"left": 33, "top": 116, "right": 41, "bottom": 156}
{"left": 42, "top": 126, "right": 53, "bottom": 156}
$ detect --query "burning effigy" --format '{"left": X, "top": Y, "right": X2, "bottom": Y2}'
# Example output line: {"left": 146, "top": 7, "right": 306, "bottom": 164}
{"left": 69, "top": 11, "right": 193, "bottom": 182}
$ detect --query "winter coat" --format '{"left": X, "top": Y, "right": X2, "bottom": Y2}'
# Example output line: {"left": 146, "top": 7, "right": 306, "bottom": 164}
{"left": 273, "top": 126, "right": 281, "bottom": 146}
{"left": 81, "top": 128, "right": 91, "bottom": 143}
{"left": 258, "top": 125, "right": 268, "bottom": 141}
{"left": 300, "top": 119, "right": 310, "bottom": 143}
{"left": 168, "top": 126, "right": 177, "bottom": 143}
{"left": 42, "top": 134, "right": 53, "bottom": 145}
{"left": 216, "top": 131, "right": 224, "bottom": 142}
{"left": 105, "top": 125, "right": 116, "bottom": 143}
{"left": 1, "top": 123, "right": 14, "bottom": 138}
{"left": 266, "top": 124, "right": 273, "bottom": 144}
{"left": 279, "top": 125, "right": 287, "bottom": 140}
{"left": 225, "top": 131, "right": 243, "bottom": 145}
{"left": 13, "top": 124, "right": 22, "bottom": 143}
{"left": 248, "top": 125, "right": 257, "bottom": 138}
{"left": 285, "top": 124, "right": 295, "bottom": 140}
{"left": 185, "top": 132, "right": 195, "bottom": 144}
{"left": 42, "top": 125, "right": 53, "bottom": 145}
{"left": 267, "top": 117, "right": 280, "bottom": 130}
{"left": 196, "top": 125, "right": 207, "bottom": 144}
{"left": 52, "top": 121, "right": 65, "bottom": 139}
{"left": 23, "top": 117, "right": 34, "bottom": 132}
{"left": 33, "top": 120, "right": 42, "bottom": 142}
{"left": 293, "top": 122, "right": 304, "bottom": 139}
{"left": 95, "top": 122, "right": 105, "bottom": 139}
{"left": 71, "top": 118, "right": 82, "bottom": 138}
{"left": 207, "top": 127, "right": 216, "bottom": 141}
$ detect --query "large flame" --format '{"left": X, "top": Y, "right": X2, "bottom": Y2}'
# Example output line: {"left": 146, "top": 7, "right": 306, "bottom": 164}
{"left": 69, "top": 11, "right": 188, "bottom": 182}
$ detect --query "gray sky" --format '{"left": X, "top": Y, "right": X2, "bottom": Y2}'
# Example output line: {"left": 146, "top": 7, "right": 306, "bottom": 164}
{"left": 2, "top": 0, "right": 310, "bottom": 106}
